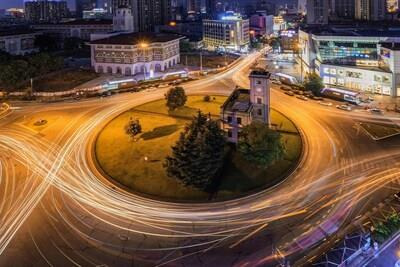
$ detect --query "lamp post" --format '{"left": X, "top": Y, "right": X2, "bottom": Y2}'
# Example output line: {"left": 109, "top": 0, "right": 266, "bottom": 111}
{"left": 140, "top": 42, "right": 149, "bottom": 81}
{"left": 298, "top": 43, "right": 304, "bottom": 82}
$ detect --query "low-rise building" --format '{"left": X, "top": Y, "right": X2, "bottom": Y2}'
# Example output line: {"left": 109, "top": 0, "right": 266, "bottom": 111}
{"left": 0, "top": 29, "right": 41, "bottom": 55}
{"left": 89, "top": 32, "right": 182, "bottom": 76}
{"left": 220, "top": 70, "right": 271, "bottom": 143}
{"left": 32, "top": 19, "right": 113, "bottom": 41}
{"left": 203, "top": 12, "right": 249, "bottom": 53}
{"left": 299, "top": 25, "right": 400, "bottom": 96}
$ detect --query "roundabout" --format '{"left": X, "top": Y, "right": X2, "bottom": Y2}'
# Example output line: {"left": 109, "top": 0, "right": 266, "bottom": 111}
{"left": 93, "top": 95, "right": 303, "bottom": 202}
{"left": 1, "top": 52, "right": 400, "bottom": 266}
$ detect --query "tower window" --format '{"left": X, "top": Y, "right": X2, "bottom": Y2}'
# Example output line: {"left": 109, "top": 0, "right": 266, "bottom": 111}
{"left": 257, "top": 109, "right": 262, "bottom": 116}
{"left": 227, "top": 116, "right": 232, "bottom": 123}
{"left": 257, "top": 98, "right": 262, "bottom": 104}
{"left": 256, "top": 80, "right": 262, "bottom": 84}
{"left": 237, "top": 117, "right": 242, "bottom": 124}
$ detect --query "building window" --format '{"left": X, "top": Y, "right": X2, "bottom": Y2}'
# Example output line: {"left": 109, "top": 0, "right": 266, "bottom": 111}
{"left": 257, "top": 98, "right": 262, "bottom": 104}
{"left": 228, "top": 130, "right": 232, "bottom": 138}
{"left": 237, "top": 117, "right": 242, "bottom": 124}
{"left": 227, "top": 116, "right": 232, "bottom": 123}
{"left": 256, "top": 80, "right": 262, "bottom": 84}
{"left": 257, "top": 109, "right": 262, "bottom": 116}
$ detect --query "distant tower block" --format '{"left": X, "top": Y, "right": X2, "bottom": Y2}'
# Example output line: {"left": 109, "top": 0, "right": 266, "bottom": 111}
{"left": 113, "top": 7, "right": 135, "bottom": 32}
{"left": 249, "top": 69, "right": 271, "bottom": 125}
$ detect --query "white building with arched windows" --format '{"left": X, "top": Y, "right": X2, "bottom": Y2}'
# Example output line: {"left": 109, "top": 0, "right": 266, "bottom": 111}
{"left": 90, "top": 32, "right": 182, "bottom": 76}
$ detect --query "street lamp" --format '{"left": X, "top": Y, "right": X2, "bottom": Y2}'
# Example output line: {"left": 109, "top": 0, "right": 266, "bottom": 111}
{"left": 140, "top": 42, "right": 149, "bottom": 80}
{"left": 298, "top": 43, "right": 304, "bottom": 82}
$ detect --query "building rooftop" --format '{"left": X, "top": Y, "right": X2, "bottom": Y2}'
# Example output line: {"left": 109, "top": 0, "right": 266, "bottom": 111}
{"left": 0, "top": 28, "right": 37, "bottom": 37}
{"left": 221, "top": 88, "right": 252, "bottom": 113}
{"left": 61, "top": 19, "right": 112, "bottom": 25}
{"left": 301, "top": 25, "right": 400, "bottom": 38}
{"left": 90, "top": 32, "right": 183, "bottom": 45}
{"left": 250, "top": 69, "right": 271, "bottom": 77}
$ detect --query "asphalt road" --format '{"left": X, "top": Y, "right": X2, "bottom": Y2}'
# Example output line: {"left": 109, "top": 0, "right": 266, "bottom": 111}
{"left": 1, "top": 51, "right": 400, "bottom": 267}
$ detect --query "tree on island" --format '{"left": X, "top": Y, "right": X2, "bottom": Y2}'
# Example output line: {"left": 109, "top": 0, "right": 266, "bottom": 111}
{"left": 165, "top": 86, "right": 187, "bottom": 110}
{"left": 303, "top": 73, "right": 324, "bottom": 96}
{"left": 126, "top": 118, "right": 142, "bottom": 137}
{"left": 238, "top": 122, "right": 284, "bottom": 167}
{"left": 164, "top": 111, "right": 226, "bottom": 190}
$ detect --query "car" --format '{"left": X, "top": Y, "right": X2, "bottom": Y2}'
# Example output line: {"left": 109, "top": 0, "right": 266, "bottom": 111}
{"left": 293, "top": 90, "right": 302, "bottom": 95}
{"left": 336, "top": 104, "right": 352, "bottom": 111}
{"left": 285, "top": 91, "right": 295, "bottom": 96}
{"left": 369, "top": 108, "right": 383, "bottom": 114}
{"left": 272, "top": 80, "right": 282, "bottom": 85}
{"left": 296, "top": 95, "right": 308, "bottom": 101}
{"left": 311, "top": 96, "right": 324, "bottom": 100}
{"left": 280, "top": 86, "right": 291, "bottom": 91}
{"left": 318, "top": 101, "right": 332, "bottom": 106}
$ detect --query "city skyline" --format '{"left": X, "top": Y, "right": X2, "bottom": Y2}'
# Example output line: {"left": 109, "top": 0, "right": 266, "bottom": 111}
{"left": 1, "top": 0, "right": 74, "bottom": 9}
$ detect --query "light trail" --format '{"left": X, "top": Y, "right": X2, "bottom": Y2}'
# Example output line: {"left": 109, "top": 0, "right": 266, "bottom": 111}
{"left": 0, "top": 50, "right": 400, "bottom": 266}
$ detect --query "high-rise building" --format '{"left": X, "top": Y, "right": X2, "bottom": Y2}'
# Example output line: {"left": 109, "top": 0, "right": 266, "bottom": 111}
{"left": 112, "top": 0, "right": 171, "bottom": 32}
{"left": 113, "top": 7, "right": 134, "bottom": 31}
{"left": 137, "top": 0, "right": 172, "bottom": 32}
{"left": 25, "top": 0, "right": 69, "bottom": 23}
{"left": 76, "top": 0, "right": 97, "bottom": 18}
{"left": 332, "top": 0, "right": 355, "bottom": 19}
{"left": 112, "top": 0, "right": 138, "bottom": 30}
{"left": 306, "top": 0, "right": 329, "bottom": 24}
{"left": 355, "top": 0, "right": 386, "bottom": 21}
{"left": 387, "top": 0, "right": 399, "bottom": 12}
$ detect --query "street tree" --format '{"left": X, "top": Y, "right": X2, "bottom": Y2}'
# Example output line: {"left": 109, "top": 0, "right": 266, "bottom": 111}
{"left": 0, "top": 60, "right": 31, "bottom": 91}
{"left": 165, "top": 86, "right": 187, "bottom": 110}
{"left": 164, "top": 112, "right": 226, "bottom": 190}
{"left": 238, "top": 122, "right": 284, "bottom": 167}
{"left": 303, "top": 73, "right": 324, "bottom": 96}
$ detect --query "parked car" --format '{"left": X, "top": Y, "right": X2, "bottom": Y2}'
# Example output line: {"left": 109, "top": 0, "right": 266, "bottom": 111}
{"left": 311, "top": 96, "right": 324, "bottom": 100}
{"left": 369, "top": 108, "right": 383, "bottom": 114}
{"left": 336, "top": 104, "right": 352, "bottom": 111}
{"left": 318, "top": 101, "right": 332, "bottom": 106}
{"left": 285, "top": 91, "right": 295, "bottom": 96}
{"left": 280, "top": 86, "right": 291, "bottom": 91}
{"left": 296, "top": 95, "right": 308, "bottom": 101}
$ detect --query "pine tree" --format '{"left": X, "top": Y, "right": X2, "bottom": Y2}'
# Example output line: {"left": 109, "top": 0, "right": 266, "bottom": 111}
{"left": 164, "top": 112, "right": 226, "bottom": 190}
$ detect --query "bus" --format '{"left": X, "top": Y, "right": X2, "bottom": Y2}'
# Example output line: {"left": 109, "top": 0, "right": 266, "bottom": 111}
{"left": 320, "top": 87, "right": 361, "bottom": 105}
{"left": 101, "top": 78, "right": 137, "bottom": 91}
{"left": 271, "top": 73, "right": 299, "bottom": 86}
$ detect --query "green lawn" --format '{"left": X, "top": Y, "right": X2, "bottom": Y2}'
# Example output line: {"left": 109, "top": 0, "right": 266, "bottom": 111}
{"left": 95, "top": 96, "right": 302, "bottom": 202}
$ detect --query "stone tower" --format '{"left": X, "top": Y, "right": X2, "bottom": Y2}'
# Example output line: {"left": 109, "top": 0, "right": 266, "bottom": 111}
{"left": 113, "top": 7, "right": 135, "bottom": 32}
{"left": 249, "top": 69, "right": 271, "bottom": 125}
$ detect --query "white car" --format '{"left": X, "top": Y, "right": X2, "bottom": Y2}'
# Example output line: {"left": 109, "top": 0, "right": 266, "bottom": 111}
{"left": 369, "top": 108, "right": 384, "bottom": 114}
{"left": 318, "top": 101, "right": 332, "bottom": 106}
{"left": 336, "top": 104, "right": 352, "bottom": 111}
